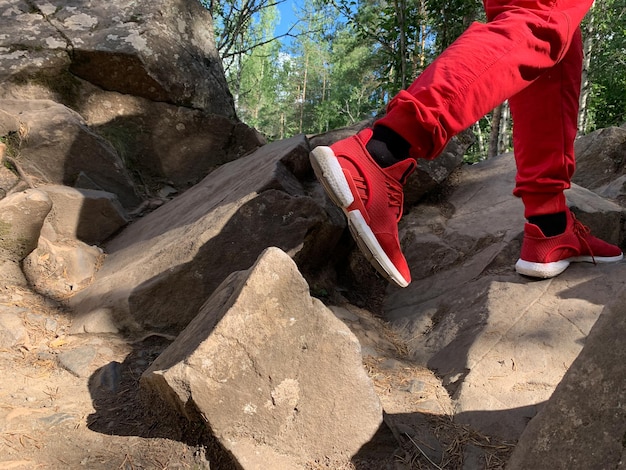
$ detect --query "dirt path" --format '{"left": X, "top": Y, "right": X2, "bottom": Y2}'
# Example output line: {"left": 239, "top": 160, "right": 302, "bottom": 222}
{"left": 0, "top": 283, "right": 207, "bottom": 470}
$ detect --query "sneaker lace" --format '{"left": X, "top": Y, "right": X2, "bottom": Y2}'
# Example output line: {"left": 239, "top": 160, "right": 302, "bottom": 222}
{"left": 572, "top": 216, "right": 596, "bottom": 264}
{"left": 351, "top": 174, "right": 404, "bottom": 221}
{"left": 386, "top": 181, "right": 404, "bottom": 221}
{"left": 352, "top": 175, "right": 368, "bottom": 203}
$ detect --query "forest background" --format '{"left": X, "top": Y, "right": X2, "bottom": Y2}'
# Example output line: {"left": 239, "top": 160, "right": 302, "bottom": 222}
{"left": 202, "top": 0, "right": 625, "bottom": 162}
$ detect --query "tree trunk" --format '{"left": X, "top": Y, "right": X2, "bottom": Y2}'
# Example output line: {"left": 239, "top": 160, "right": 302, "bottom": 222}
{"left": 394, "top": 0, "right": 408, "bottom": 89}
{"left": 498, "top": 100, "right": 510, "bottom": 154}
{"left": 578, "top": 1, "right": 596, "bottom": 134}
{"left": 280, "top": 112, "right": 285, "bottom": 140}
{"left": 473, "top": 121, "right": 485, "bottom": 157}
{"left": 412, "top": 0, "right": 428, "bottom": 77}
{"left": 488, "top": 104, "right": 503, "bottom": 158}
{"left": 299, "top": 53, "right": 309, "bottom": 133}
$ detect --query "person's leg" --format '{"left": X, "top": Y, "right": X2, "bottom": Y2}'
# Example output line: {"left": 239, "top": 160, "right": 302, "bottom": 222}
{"left": 310, "top": 0, "right": 588, "bottom": 287}
{"left": 509, "top": 27, "right": 581, "bottom": 220}
{"left": 310, "top": 0, "right": 621, "bottom": 286}
{"left": 375, "top": 0, "right": 593, "bottom": 161}
{"left": 511, "top": 28, "right": 623, "bottom": 278}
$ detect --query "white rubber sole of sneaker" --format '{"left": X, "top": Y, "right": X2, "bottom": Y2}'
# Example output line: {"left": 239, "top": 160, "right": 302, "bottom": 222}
{"left": 310, "top": 146, "right": 409, "bottom": 288}
{"left": 515, "top": 253, "right": 624, "bottom": 279}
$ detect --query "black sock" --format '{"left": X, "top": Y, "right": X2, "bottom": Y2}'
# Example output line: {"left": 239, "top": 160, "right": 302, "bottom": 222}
{"left": 528, "top": 212, "right": 567, "bottom": 237}
{"left": 366, "top": 125, "right": 411, "bottom": 168}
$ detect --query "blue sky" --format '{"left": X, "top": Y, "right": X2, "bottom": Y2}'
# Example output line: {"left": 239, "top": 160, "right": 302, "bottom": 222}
{"left": 272, "top": 1, "right": 303, "bottom": 51}
{"left": 276, "top": 1, "right": 301, "bottom": 39}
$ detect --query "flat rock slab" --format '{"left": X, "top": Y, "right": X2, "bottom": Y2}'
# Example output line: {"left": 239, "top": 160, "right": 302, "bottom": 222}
{"left": 507, "top": 282, "right": 626, "bottom": 469}
{"left": 142, "top": 247, "right": 383, "bottom": 469}
{"left": 447, "top": 266, "right": 626, "bottom": 441}
{"left": 385, "top": 154, "right": 626, "bottom": 441}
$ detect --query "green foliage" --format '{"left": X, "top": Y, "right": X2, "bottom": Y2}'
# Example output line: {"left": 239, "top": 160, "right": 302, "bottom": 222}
{"left": 206, "top": 0, "right": 624, "bottom": 149}
{"left": 2, "top": 151, "right": 17, "bottom": 173}
{"left": 583, "top": 0, "right": 626, "bottom": 130}
{"left": 328, "top": 0, "right": 431, "bottom": 94}
{"left": 427, "top": 0, "right": 483, "bottom": 51}
{"left": 327, "top": 27, "right": 386, "bottom": 124}
{"left": 463, "top": 118, "right": 490, "bottom": 163}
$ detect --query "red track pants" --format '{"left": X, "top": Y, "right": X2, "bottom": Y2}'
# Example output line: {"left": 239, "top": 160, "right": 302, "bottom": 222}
{"left": 376, "top": 0, "right": 593, "bottom": 218}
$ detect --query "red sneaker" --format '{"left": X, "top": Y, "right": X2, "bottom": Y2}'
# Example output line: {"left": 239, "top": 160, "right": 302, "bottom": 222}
{"left": 515, "top": 209, "right": 623, "bottom": 278}
{"left": 310, "top": 129, "right": 416, "bottom": 287}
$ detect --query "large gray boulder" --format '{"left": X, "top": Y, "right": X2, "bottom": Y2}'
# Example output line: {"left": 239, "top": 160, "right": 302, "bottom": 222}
{"left": 82, "top": 95, "right": 263, "bottom": 187}
{"left": 142, "top": 247, "right": 383, "bottom": 469}
{"left": 0, "top": 99, "right": 141, "bottom": 208}
{"left": 0, "top": 0, "right": 263, "bottom": 188}
{"left": 1, "top": 0, "right": 232, "bottom": 114}
{"left": 403, "top": 128, "right": 475, "bottom": 206}
{"left": 23, "top": 232, "right": 104, "bottom": 300}
{"left": 21, "top": 184, "right": 112, "bottom": 299}
{"left": 573, "top": 126, "right": 626, "bottom": 191}
{"left": 68, "top": 136, "right": 345, "bottom": 334}
{"left": 35, "top": 184, "right": 128, "bottom": 245}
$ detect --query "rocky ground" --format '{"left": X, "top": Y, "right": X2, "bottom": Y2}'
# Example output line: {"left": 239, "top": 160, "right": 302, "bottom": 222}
{"left": 0, "top": 278, "right": 515, "bottom": 470}
{"left": 1, "top": 1, "right": 624, "bottom": 468}
{"left": 0, "top": 283, "right": 208, "bottom": 469}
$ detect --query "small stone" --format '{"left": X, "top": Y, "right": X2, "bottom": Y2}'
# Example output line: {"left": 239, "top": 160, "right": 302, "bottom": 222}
{"left": 416, "top": 399, "right": 446, "bottom": 414}
{"left": 37, "top": 351, "right": 55, "bottom": 361}
{"left": 406, "top": 379, "right": 426, "bottom": 394}
{"left": 45, "top": 318, "right": 58, "bottom": 332}
{"left": 39, "top": 413, "right": 76, "bottom": 428}
{"left": 70, "top": 308, "right": 119, "bottom": 334}
{"left": 57, "top": 346, "right": 97, "bottom": 377}
{"left": 0, "top": 310, "right": 29, "bottom": 348}
{"left": 462, "top": 444, "right": 486, "bottom": 470}
{"left": 157, "top": 185, "right": 178, "bottom": 198}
